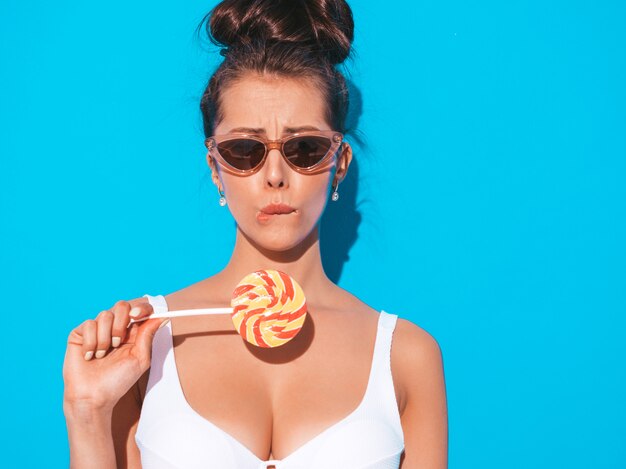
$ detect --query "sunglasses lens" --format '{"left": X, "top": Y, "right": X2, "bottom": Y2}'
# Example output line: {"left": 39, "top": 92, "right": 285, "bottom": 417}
{"left": 283, "top": 136, "right": 333, "bottom": 168}
{"left": 217, "top": 139, "right": 266, "bottom": 171}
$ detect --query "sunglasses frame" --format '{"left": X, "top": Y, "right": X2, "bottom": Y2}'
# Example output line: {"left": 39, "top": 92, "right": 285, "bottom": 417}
{"left": 204, "top": 130, "right": 344, "bottom": 176}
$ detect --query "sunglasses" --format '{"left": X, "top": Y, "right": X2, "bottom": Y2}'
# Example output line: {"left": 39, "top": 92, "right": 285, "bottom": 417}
{"left": 204, "top": 130, "right": 343, "bottom": 175}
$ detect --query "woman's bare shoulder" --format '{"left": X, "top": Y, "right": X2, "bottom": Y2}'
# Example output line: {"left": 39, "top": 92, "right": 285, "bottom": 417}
{"left": 393, "top": 318, "right": 442, "bottom": 357}
{"left": 324, "top": 285, "right": 381, "bottom": 316}
{"left": 390, "top": 317, "right": 444, "bottom": 415}
{"left": 163, "top": 276, "right": 233, "bottom": 309}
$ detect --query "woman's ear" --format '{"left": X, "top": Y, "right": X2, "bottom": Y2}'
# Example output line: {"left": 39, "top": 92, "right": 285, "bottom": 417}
{"left": 333, "top": 142, "right": 353, "bottom": 185}
{"left": 206, "top": 152, "right": 223, "bottom": 192}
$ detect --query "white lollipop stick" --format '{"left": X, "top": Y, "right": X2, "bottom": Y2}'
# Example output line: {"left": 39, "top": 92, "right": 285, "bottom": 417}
{"left": 129, "top": 307, "right": 232, "bottom": 324}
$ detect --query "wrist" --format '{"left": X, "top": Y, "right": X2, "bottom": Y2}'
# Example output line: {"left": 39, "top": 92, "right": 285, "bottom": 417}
{"left": 63, "top": 397, "right": 114, "bottom": 423}
{"left": 64, "top": 401, "right": 117, "bottom": 469}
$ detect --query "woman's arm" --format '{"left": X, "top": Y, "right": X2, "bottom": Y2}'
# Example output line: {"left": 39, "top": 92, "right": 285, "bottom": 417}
{"left": 394, "top": 319, "right": 448, "bottom": 469}
{"left": 64, "top": 402, "right": 116, "bottom": 469}
{"left": 64, "top": 380, "right": 144, "bottom": 469}
{"left": 111, "top": 376, "right": 146, "bottom": 468}
{"left": 63, "top": 299, "right": 164, "bottom": 468}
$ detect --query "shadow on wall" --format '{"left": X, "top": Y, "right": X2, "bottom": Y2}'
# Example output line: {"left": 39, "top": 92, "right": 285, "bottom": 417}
{"left": 321, "top": 79, "right": 365, "bottom": 284}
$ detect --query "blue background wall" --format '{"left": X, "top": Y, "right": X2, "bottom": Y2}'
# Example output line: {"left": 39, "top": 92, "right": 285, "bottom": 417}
{"left": 1, "top": 0, "right": 624, "bottom": 467}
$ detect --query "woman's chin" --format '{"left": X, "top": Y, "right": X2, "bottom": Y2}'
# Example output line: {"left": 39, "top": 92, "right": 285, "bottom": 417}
{"left": 238, "top": 225, "right": 313, "bottom": 254}
{"left": 259, "top": 234, "right": 306, "bottom": 253}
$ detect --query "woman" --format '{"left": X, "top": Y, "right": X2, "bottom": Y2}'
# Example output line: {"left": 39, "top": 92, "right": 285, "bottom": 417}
{"left": 63, "top": 1, "right": 448, "bottom": 467}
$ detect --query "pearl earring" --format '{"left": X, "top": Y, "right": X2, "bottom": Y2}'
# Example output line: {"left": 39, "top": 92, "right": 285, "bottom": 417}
{"left": 218, "top": 188, "right": 226, "bottom": 206}
{"left": 331, "top": 183, "right": 339, "bottom": 202}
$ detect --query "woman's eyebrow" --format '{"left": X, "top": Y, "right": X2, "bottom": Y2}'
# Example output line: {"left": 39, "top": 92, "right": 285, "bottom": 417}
{"left": 227, "top": 127, "right": 265, "bottom": 134}
{"left": 284, "top": 125, "right": 321, "bottom": 133}
{"left": 226, "top": 125, "right": 322, "bottom": 134}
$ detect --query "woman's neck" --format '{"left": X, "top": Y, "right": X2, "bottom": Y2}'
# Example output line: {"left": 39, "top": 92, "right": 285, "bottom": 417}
{"left": 215, "top": 224, "right": 332, "bottom": 297}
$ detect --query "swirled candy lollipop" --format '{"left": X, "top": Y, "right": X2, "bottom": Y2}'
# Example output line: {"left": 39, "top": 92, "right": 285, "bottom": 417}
{"left": 230, "top": 269, "right": 307, "bottom": 347}
{"left": 134, "top": 269, "right": 308, "bottom": 348}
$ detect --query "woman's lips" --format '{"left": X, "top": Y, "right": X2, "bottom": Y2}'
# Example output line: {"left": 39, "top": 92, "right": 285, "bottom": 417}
{"left": 257, "top": 203, "right": 296, "bottom": 223}
{"left": 260, "top": 203, "right": 296, "bottom": 214}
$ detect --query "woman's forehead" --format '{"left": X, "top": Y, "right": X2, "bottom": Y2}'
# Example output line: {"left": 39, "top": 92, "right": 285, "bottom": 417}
{"left": 216, "top": 74, "right": 329, "bottom": 132}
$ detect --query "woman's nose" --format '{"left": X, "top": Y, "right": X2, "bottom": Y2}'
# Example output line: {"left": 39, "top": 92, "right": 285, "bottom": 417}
{"left": 264, "top": 148, "right": 289, "bottom": 189}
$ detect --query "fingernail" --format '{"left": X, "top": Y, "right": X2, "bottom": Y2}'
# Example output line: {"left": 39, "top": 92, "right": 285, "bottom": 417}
{"left": 84, "top": 351, "right": 94, "bottom": 361}
{"left": 129, "top": 307, "right": 141, "bottom": 318}
{"left": 95, "top": 350, "right": 106, "bottom": 359}
{"left": 111, "top": 336, "right": 121, "bottom": 348}
{"left": 158, "top": 319, "right": 171, "bottom": 329}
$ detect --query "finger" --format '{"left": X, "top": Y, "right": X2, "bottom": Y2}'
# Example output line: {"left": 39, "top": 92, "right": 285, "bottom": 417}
{"left": 112, "top": 301, "right": 154, "bottom": 347}
{"left": 112, "top": 299, "right": 132, "bottom": 318}
{"left": 111, "top": 303, "right": 134, "bottom": 348}
{"left": 128, "top": 300, "right": 154, "bottom": 321}
{"left": 67, "top": 323, "right": 85, "bottom": 347}
{"left": 80, "top": 320, "right": 97, "bottom": 361}
{"left": 95, "top": 310, "right": 114, "bottom": 358}
{"left": 134, "top": 318, "right": 170, "bottom": 369}
{"left": 109, "top": 299, "right": 132, "bottom": 344}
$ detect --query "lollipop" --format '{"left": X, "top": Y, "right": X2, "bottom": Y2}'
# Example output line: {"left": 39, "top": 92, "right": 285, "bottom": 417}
{"left": 133, "top": 269, "right": 307, "bottom": 348}
{"left": 231, "top": 269, "right": 307, "bottom": 347}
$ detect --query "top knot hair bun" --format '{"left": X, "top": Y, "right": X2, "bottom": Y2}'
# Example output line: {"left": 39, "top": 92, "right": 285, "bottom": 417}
{"left": 206, "top": 0, "right": 354, "bottom": 65}
{"left": 198, "top": 0, "right": 355, "bottom": 135}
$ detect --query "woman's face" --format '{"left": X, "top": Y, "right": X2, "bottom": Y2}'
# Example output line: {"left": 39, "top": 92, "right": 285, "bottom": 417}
{"left": 207, "top": 73, "right": 352, "bottom": 252}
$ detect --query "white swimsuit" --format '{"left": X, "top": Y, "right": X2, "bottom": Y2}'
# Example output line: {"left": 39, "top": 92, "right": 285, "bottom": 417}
{"left": 135, "top": 294, "right": 405, "bottom": 468}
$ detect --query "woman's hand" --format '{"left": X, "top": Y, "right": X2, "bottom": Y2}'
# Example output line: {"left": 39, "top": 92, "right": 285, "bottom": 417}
{"left": 63, "top": 299, "right": 169, "bottom": 414}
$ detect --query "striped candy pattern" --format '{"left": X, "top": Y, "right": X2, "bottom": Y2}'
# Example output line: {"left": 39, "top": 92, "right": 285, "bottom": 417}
{"left": 230, "top": 269, "right": 308, "bottom": 348}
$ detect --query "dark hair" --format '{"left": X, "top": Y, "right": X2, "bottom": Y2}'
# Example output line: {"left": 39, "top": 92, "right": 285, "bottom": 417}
{"left": 196, "top": 0, "right": 354, "bottom": 136}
